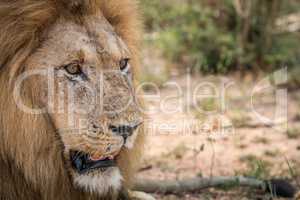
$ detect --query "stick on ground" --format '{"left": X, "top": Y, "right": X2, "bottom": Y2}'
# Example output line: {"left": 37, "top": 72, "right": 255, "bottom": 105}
{"left": 134, "top": 176, "right": 296, "bottom": 198}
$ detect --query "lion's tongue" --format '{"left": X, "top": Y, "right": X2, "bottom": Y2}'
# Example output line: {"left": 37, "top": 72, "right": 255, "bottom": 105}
{"left": 90, "top": 155, "right": 114, "bottom": 161}
{"left": 90, "top": 155, "right": 104, "bottom": 161}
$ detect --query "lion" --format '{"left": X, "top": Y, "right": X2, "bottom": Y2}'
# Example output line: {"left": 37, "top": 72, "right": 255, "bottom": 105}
{"left": 0, "top": 0, "right": 145, "bottom": 199}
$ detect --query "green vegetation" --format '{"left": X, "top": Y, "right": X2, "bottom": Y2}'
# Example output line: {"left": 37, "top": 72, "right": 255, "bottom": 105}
{"left": 140, "top": 0, "right": 300, "bottom": 74}
{"left": 198, "top": 98, "right": 219, "bottom": 112}
{"left": 239, "top": 155, "right": 271, "bottom": 179}
{"left": 229, "top": 111, "right": 251, "bottom": 127}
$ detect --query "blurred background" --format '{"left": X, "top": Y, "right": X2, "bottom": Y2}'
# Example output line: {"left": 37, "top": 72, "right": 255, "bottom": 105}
{"left": 136, "top": 0, "right": 300, "bottom": 199}
{"left": 140, "top": 0, "right": 300, "bottom": 77}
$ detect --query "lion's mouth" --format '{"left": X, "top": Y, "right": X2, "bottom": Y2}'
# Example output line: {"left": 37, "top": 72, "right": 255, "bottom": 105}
{"left": 70, "top": 150, "right": 117, "bottom": 174}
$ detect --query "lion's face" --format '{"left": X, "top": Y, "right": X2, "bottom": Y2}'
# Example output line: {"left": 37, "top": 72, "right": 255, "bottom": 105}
{"left": 22, "top": 15, "right": 142, "bottom": 195}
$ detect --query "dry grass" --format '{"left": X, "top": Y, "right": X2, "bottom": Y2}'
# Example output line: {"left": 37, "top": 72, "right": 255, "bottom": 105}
{"left": 286, "top": 128, "right": 300, "bottom": 139}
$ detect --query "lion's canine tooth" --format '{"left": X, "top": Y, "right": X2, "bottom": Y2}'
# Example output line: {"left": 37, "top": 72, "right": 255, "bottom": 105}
{"left": 108, "top": 155, "right": 114, "bottom": 160}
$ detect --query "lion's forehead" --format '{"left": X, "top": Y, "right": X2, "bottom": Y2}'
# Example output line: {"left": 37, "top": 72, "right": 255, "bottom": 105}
{"left": 39, "top": 17, "right": 130, "bottom": 70}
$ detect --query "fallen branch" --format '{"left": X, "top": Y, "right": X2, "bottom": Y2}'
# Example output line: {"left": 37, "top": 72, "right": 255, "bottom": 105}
{"left": 134, "top": 176, "right": 296, "bottom": 198}
{"left": 233, "top": 122, "right": 276, "bottom": 129}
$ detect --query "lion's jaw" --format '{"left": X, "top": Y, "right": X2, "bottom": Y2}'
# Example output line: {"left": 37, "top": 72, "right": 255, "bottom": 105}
{"left": 74, "top": 167, "right": 122, "bottom": 195}
{"left": 20, "top": 15, "right": 142, "bottom": 195}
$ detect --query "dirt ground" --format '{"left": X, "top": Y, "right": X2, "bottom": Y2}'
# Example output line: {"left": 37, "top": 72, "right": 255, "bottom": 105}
{"left": 136, "top": 72, "right": 300, "bottom": 200}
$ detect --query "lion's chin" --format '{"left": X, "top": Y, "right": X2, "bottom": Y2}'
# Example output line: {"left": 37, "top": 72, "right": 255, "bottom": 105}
{"left": 74, "top": 167, "right": 123, "bottom": 195}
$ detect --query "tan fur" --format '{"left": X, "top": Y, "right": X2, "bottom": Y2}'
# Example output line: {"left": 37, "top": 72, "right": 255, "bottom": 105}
{"left": 0, "top": 1, "right": 143, "bottom": 199}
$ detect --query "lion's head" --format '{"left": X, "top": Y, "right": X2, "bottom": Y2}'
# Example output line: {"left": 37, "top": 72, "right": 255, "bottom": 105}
{"left": 0, "top": 0, "right": 143, "bottom": 198}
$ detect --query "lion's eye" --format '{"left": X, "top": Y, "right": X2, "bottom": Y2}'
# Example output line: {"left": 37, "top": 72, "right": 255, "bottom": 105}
{"left": 64, "top": 63, "right": 82, "bottom": 75}
{"left": 119, "top": 58, "right": 130, "bottom": 73}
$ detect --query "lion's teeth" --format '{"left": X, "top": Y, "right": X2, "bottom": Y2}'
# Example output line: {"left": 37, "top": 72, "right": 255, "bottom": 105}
{"left": 108, "top": 155, "right": 114, "bottom": 160}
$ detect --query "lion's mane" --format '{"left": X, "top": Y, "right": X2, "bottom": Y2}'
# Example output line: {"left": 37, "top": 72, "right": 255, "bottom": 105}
{"left": 0, "top": 1, "right": 143, "bottom": 199}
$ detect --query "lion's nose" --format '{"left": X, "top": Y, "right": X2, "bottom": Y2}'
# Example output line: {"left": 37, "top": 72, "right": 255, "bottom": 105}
{"left": 109, "top": 121, "right": 143, "bottom": 141}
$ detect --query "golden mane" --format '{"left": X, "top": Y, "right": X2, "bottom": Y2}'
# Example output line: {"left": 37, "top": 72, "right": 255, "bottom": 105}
{"left": 0, "top": 1, "right": 143, "bottom": 199}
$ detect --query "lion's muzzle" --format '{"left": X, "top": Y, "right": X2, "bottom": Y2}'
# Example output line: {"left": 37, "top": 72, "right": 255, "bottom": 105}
{"left": 69, "top": 121, "right": 142, "bottom": 174}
